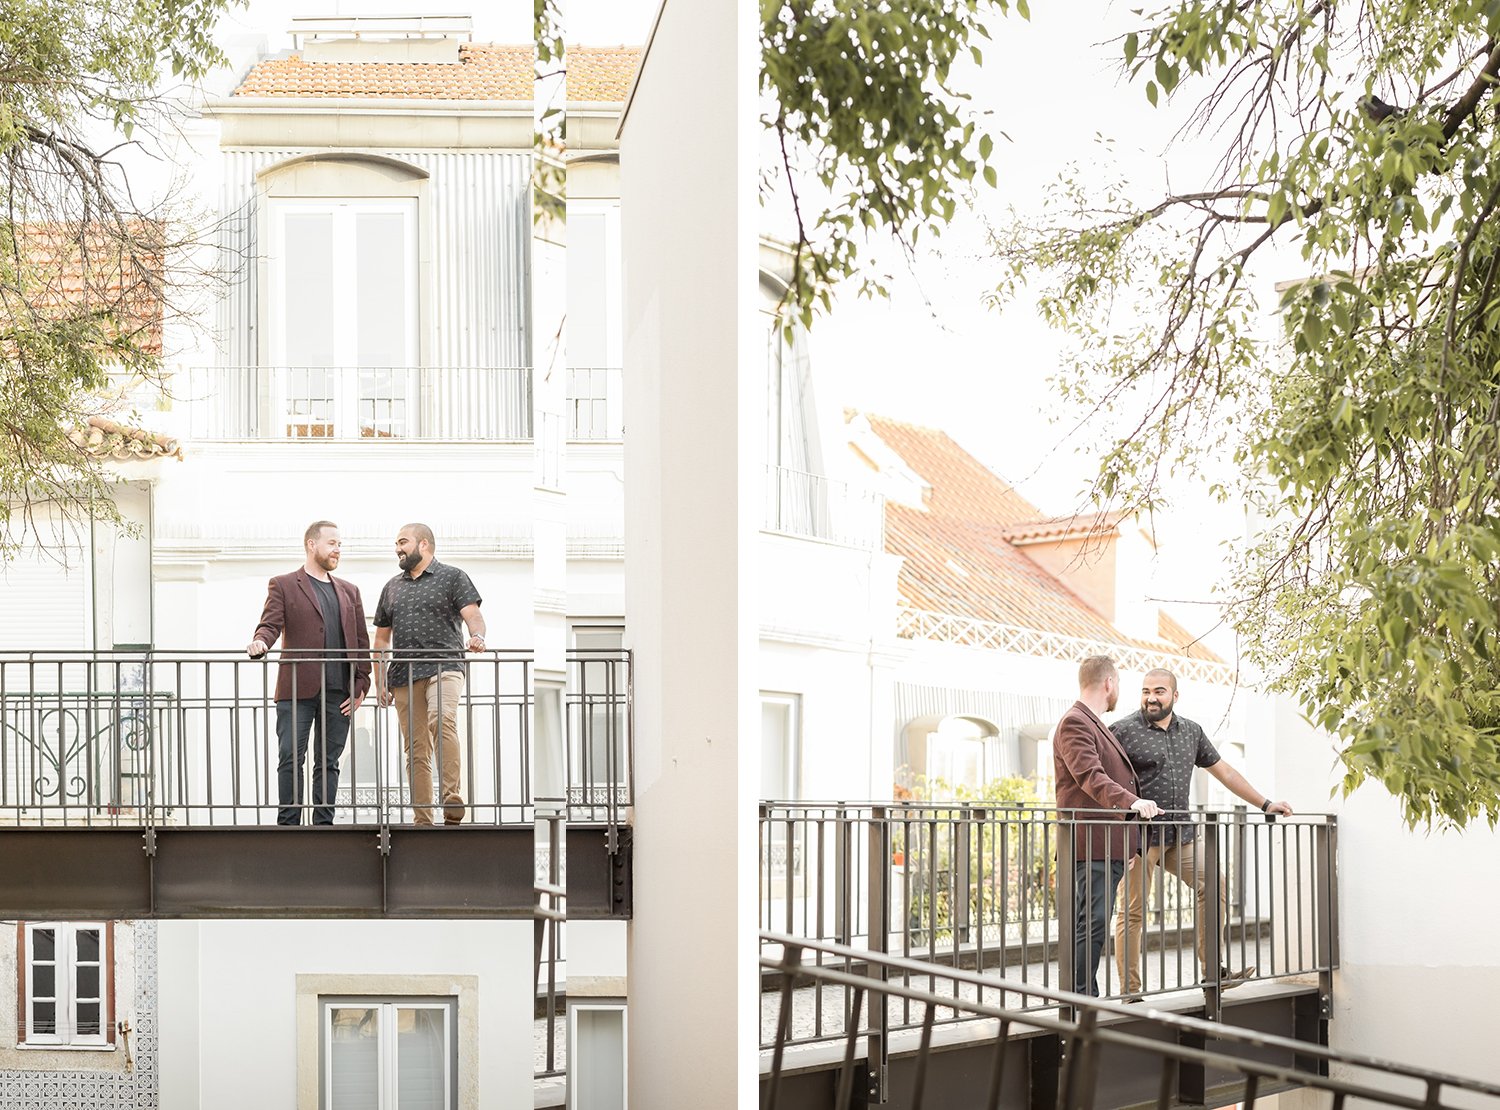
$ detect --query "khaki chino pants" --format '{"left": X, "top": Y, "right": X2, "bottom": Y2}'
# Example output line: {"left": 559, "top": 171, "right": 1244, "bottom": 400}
{"left": 392, "top": 671, "right": 466, "bottom": 826}
{"left": 1113, "top": 837, "right": 1227, "bottom": 994}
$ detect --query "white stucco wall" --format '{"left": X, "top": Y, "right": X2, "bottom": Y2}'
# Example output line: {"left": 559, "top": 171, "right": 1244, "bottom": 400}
{"left": 620, "top": 0, "right": 758, "bottom": 1103}
{"left": 156, "top": 919, "right": 532, "bottom": 1110}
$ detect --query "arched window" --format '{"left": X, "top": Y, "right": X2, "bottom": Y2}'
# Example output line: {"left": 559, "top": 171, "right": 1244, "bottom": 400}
{"left": 900, "top": 714, "right": 1001, "bottom": 798}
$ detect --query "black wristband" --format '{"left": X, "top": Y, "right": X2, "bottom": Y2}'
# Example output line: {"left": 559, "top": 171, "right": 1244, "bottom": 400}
{"left": 1260, "top": 798, "right": 1272, "bottom": 812}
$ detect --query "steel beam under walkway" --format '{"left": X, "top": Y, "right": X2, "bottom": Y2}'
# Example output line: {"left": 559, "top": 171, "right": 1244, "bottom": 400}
{"left": 0, "top": 824, "right": 632, "bottom": 919}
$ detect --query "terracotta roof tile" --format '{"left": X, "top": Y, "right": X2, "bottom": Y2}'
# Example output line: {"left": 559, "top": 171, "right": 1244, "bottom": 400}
{"left": 232, "top": 43, "right": 640, "bottom": 102}
{"left": 9, "top": 223, "right": 163, "bottom": 358}
{"left": 68, "top": 416, "right": 181, "bottom": 462}
{"left": 865, "top": 416, "right": 1221, "bottom": 665}
{"left": 1001, "top": 511, "right": 1129, "bottom": 544}
{"left": 864, "top": 415, "right": 1042, "bottom": 526}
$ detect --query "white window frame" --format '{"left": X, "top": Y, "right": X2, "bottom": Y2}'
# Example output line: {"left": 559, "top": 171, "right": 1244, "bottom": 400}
{"left": 565, "top": 1001, "right": 628, "bottom": 1110}
{"left": 268, "top": 198, "right": 419, "bottom": 438}
{"left": 759, "top": 692, "right": 802, "bottom": 802}
{"left": 321, "top": 996, "right": 456, "bottom": 1110}
{"left": 21, "top": 922, "right": 111, "bottom": 1048}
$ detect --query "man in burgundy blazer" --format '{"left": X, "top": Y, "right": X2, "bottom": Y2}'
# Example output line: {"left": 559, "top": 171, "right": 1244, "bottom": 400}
{"left": 247, "top": 521, "right": 372, "bottom": 825}
{"left": 1053, "top": 655, "right": 1160, "bottom": 996}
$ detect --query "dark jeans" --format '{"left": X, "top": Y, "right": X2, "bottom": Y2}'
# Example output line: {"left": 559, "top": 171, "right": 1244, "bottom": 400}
{"left": 276, "top": 695, "right": 351, "bottom": 825}
{"left": 1072, "top": 860, "right": 1126, "bottom": 996}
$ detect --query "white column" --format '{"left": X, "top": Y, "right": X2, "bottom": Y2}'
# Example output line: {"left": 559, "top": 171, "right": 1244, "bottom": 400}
{"left": 620, "top": 0, "right": 757, "bottom": 1105}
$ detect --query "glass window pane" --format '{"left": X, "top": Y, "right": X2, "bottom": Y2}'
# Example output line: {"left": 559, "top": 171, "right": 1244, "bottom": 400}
{"left": 567, "top": 211, "right": 610, "bottom": 367}
{"left": 32, "top": 1002, "right": 56, "bottom": 1035}
{"left": 77, "top": 964, "right": 100, "bottom": 999}
{"left": 33, "top": 964, "right": 55, "bottom": 998}
{"left": 32, "top": 928, "right": 54, "bottom": 961}
{"left": 329, "top": 1007, "right": 380, "bottom": 1110}
{"left": 355, "top": 211, "right": 409, "bottom": 368}
{"left": 76, "top": 1003, "right": 101, "bottom": 1037}
{"left": 76, "top": 929, "right": 100, "bottom": 962}
{"left": 283, "top": 212, "right": 336, "bottom": 367}
{"left": 396, "top": 1008, "right": 448, "bottom": 1110}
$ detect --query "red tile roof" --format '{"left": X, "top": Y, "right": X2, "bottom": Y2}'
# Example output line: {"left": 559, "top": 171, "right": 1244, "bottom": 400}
{"left": 863, "top": 414, "right": 1221, "bottom": 664}
{"left": 10, "top": 223, "right": 163, "bottom": 358}
{"left": 232, "top": 43, "right": 640, "bottom": 101}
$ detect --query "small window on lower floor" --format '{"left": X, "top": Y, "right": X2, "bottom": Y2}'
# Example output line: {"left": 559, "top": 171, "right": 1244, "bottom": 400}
{"left": 19, "top": 922, "right": 113, "bottom": 1047}
{"left": 323, "top": 997, "right": 456, "bottom": 1110}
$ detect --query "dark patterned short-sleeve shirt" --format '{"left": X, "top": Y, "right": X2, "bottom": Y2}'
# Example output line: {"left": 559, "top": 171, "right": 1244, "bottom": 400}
{"left": 373, "top": 560, "right": 482, "bottom": 687}
{"left": 1110, "top": 710, "right": 1220, "bottom": 844}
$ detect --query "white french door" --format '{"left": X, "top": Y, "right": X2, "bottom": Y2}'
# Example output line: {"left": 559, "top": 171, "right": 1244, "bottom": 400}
{"left": 270, "top": 199, "right": 418, "bottom": 438}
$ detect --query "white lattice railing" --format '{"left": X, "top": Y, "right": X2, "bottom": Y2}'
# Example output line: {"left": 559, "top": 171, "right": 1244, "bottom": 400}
{"left": 895, "top": 607, "right": 1237, "bottom": 686}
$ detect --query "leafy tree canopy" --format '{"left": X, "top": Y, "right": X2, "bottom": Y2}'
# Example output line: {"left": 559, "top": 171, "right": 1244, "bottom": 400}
{"left": 989, "top": 1, "right": 1500, "bottom": 827}
{"left": 0, "top": 0, "right": 236, "bottom": 555}
{"left": 761, "top": 0, "right": 1019, "bottom": 326}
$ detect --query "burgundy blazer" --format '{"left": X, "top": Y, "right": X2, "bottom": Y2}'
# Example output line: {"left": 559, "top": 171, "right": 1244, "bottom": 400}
{"left": 251, "top": 570, "right": 372, "bottom": 703}
{"left": 1053, "top": 700, "right": 1141, "bottom": 861}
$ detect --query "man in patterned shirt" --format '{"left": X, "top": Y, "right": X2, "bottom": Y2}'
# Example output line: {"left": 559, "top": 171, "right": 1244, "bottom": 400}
{"left": 1111, "top": 668, "right": 1292, "bottom": 998}
{"left": 373, "top": 523, "right": 486, "bottom": 826}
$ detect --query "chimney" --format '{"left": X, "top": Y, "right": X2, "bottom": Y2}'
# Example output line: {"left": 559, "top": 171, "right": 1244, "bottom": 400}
{"left": 1006, "top": 513, "right": 1159, "bottom": 639}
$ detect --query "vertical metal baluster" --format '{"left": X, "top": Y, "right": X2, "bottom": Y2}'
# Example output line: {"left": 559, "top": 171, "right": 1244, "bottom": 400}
{"left": 1281, "top": 820, "right": 1291, "bottom": 976}
{"left": 814, "top": 811, "right": 826, "bottom": 1037}
{"left": 763, "top": 943, "right": 800, "bottom": 1110}
{"left": 833, "top": 986, "right": 865, "bottom": 1110}
{"left": 1155, "top": 1055, "right": 1174, "bottom": 1110}
{"left": 1296, "top": 821, "right": 1307, "bottom": 972}
{"left": 984, "top": 1018, "right": 1012, "bottom": 1109}
{"left": 909, "top": 1002, "right": 936, "bottom": 1110}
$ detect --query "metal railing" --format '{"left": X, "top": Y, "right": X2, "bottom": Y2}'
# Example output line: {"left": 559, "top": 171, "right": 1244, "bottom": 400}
{"left": 759, "top": 803, "right": 1335, "bottom": 1051}
{"left": 762, "top": 931, "right": 1500, "bottom": 1110}
{"left": 763, "top": 466, "right": 886, "bottom": 550}
{"left": 567, "top": 366, "right": 623, "bottom": 440}
{"left": 0, "top": 649, "right": 632, "bottom": 827}
{"left": 895, "top": 607, "right": 1238, "bottom": 685}
{"left": 183, "top": 366, "right": 534, "bottom": 441}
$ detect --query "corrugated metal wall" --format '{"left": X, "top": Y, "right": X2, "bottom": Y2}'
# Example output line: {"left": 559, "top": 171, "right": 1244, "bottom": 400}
{"left": 214, "top": 149, "right": 532, "bottom": 370}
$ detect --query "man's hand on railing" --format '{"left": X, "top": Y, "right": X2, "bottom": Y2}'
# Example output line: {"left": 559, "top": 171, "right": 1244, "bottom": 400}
{"left": 1264, "top": 799, "right": 1293, "bottom": 816}
{"left": 246, "top": 640, "right": 268, "bottom": 658}
{"left": 1129, "top": 798, "right": 1161, "bottom": 820}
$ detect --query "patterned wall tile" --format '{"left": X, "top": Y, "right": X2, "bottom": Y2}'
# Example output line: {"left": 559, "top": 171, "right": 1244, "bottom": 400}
{"left": 0, "top": 920, "right": 158, "bottom": 1110}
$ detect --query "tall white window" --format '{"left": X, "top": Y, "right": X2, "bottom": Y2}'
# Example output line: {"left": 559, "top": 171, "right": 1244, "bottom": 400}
{"left": 323, "top": 997, "right": 455, "bottom": 1110}
{"left": 21, "top": 922, "right": 111, "bottom": 1047}
{"left": 760, "top": 694, "right": 801, "bottom": 801}
{"left": 566, "top": 204, "right": 623, "bottom": 440}
{"left": 270, "top": 199, "right": 418, "bottom": 438}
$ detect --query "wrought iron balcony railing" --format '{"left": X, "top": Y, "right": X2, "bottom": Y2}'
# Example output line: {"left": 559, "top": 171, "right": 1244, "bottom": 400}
{"left": 763, "top": 465, "right": 886, "bottom": 550}
{"left": 183, "top": 366, "right": 535, "bottom": 441}
{"left": 0, "top": 648, "right": 631, "bottom": 828}
{"left": 760, "top": 802, "right": 1336, "bottom": 1053}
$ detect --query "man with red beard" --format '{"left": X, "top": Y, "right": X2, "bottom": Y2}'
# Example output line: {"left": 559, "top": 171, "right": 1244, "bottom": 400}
{"left": 248, "top": 521, "right": 371, "bottom": 825}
